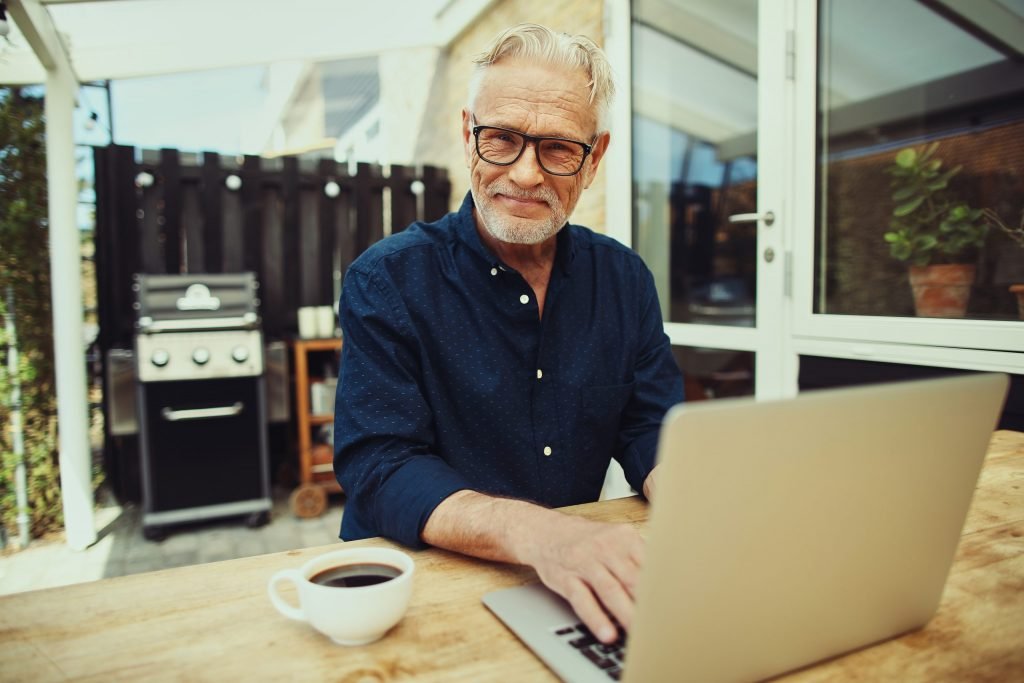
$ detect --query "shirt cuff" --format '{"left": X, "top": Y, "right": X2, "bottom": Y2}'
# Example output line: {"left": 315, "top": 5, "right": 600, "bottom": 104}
{"left": 619, "top": 431, "right": 660, "bottom": 498}
{"left": 373, "top": 455, "right": 474, "bottom": 549}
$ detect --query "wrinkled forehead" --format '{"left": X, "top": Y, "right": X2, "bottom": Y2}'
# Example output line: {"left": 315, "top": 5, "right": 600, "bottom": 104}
{"left": 472, "top": 58, "right": 598, "bottom": 136}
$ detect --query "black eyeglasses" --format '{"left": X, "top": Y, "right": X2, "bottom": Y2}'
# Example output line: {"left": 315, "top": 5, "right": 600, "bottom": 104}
{"left": 471, "top": 120, "right": 594, "bottom": 177}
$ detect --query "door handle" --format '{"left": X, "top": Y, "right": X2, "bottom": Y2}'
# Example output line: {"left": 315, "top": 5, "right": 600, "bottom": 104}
{"left": 161, "top": 402, "right": 244, "bottom": 421}
{"left": 729, "top": 211, "right": 775, "bottom": 226}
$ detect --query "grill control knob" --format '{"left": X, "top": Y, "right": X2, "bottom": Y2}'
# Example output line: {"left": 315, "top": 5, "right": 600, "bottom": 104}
{"left": 151, "top": 349, "right": 170, "bottom": 367}
{"left": 231, "top": 346, "right": 250, "bottom": 363}
{"left": 192, "top": 347, "right": 211, "bottom": 365}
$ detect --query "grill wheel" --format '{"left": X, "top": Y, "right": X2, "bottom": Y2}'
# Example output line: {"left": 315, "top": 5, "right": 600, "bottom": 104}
{"left": 289, "top": 483, "right": 328, "bottom": 519}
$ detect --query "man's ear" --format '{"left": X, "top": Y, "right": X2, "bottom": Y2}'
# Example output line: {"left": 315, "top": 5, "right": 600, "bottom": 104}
{"left": 461, "top": 108, "right": 473, "bottom": 168}
{"left": 582, "top": 131, "right": 611, "bottom": 189}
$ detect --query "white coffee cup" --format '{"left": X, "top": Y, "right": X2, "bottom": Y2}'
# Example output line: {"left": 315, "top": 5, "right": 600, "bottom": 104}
{"left": 297, "top": 306, "right": 318, "bottom": 339}
{"left": 268, "top": 547, "right": 414, "bottom": 645}
{"left": 316, "top": 305, "right": 336, "bottom": 338}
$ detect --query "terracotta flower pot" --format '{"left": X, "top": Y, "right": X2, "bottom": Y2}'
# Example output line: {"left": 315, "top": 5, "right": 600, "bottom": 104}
{"left": 908, "top": 264, "right": 975, "bottom": 318}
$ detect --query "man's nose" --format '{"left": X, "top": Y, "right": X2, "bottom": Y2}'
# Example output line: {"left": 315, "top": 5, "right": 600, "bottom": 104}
{"left": 507, "top": 141, "right": 545, "bottom": 188}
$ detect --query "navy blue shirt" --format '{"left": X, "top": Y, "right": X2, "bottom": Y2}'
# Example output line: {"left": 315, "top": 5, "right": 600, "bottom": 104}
{"left": 334, "top": 192, "right": 683, "bottom": 547}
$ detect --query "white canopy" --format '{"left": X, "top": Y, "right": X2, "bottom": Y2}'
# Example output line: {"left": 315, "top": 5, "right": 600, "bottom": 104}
{"left": 2, "top": 0, "right": 492, "bottom": 84}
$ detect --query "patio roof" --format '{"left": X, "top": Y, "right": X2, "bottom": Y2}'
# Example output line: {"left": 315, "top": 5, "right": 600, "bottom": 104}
{"left": 1, "top": 0, "right": 493, "bottom": 85}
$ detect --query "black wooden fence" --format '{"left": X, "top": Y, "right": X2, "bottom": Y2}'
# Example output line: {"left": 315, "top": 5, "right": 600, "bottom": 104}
{"left": 94, "top": 145, "right": 451, "bottom": 348}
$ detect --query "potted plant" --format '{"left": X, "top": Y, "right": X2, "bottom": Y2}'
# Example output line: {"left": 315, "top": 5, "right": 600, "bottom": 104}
{"left": 883, "top": 143, "right": 988, "bottom": 318}
{"left": 982, "top": 207, "right": 1024, "bottom": 319}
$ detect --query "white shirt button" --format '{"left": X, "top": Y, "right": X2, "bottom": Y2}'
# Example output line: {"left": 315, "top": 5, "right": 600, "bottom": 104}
{"left": 543, "top": 446, "right": 552, "bottom": 456}
{"left": 490, "top": 267, "right": 498, "bottom": 276}
{"left": 536, "top": 369, "right": 543, "bottom": 380}
{"left": 520, "top": 294, "right": 530, "bottom": 305}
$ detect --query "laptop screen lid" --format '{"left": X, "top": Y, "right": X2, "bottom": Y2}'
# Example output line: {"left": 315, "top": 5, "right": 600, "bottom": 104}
{"left": 624, "top": 373, "right": 1008, "bottom": 683}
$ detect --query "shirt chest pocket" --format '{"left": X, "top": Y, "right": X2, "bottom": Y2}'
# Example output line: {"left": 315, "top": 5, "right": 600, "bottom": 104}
{"left": 578, "top": 382, "right": 635, "bottom": 458}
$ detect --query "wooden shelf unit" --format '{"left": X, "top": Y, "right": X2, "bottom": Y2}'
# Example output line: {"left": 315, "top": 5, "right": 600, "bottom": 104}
{"left": 290, "top": 337, "right": 343, "bottom": 517}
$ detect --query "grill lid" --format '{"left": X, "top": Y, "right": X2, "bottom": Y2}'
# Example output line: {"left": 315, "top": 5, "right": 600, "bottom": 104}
{"left": 134, "top": 273, "right": 260, "bottom": 331}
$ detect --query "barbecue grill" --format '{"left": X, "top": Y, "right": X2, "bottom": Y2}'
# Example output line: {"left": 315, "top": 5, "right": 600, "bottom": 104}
{"left": 133, "top": 273, "right": 272, "bottom": 540}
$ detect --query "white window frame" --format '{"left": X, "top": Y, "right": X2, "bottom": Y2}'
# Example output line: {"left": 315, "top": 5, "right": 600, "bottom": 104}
{"left": 790, "top": 0, "right": 1024, "bottom": 374}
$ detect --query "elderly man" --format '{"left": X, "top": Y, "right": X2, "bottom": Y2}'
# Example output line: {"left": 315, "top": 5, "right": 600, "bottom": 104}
{"left": 334, "top": 23, "right": 683, "bottom": 643}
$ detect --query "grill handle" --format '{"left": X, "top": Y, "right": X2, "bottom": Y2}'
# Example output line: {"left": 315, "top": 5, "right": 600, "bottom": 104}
{"left": 161, "top": 402, "right": 244, "bottom": 422}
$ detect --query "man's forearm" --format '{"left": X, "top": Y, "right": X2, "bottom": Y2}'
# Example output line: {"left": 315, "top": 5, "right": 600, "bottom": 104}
{"left": 420, "top": 489, "right": 560, "bottom": 564}
{"left": 422, "top": 488, "right": 648, "bottom": 644}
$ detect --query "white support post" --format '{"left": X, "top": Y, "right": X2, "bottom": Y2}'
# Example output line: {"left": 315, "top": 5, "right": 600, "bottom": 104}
{"left": 46, "top": 66, "right": 97, "bottom": 551}
{"left": 10, "top": 0, "right": 97, "bottom": 550}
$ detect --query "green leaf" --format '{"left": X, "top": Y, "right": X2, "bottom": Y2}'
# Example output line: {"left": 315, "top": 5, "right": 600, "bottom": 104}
{"left": 895, "top": 148, "right": 917, "bottom": 168}
{"left": 891, "top": 186, "right": 918, "bottom": 201}
{"left": 919, "top": 142, "right": 940, "bottom": 163}
{"left": 891, "top": 242, "right": 912, "bottom": 261}
{"left": 894, "top": 195, "right": 925, "bottom": 217}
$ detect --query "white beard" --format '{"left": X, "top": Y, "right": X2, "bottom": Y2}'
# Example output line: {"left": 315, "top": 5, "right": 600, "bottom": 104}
{"left": 471, "top": 180, "right": 569, "bottom": 245}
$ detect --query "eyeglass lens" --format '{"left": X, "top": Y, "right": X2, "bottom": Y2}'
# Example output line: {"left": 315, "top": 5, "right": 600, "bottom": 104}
{"left": 476, "top": 128, "right": 586, "bottom": 175}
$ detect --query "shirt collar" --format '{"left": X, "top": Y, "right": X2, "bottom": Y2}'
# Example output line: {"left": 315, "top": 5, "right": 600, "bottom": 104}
{"left": 455, "top": 191, "right": 577, "bottom": 276}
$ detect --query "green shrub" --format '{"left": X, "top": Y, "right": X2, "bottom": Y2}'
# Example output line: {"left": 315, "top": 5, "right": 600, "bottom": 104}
{"left": 0, "top": 88, "right": 65, "bottom": 540}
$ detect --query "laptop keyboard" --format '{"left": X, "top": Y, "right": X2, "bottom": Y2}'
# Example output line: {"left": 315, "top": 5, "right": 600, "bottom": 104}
{"left": 554, "top": 623, "right": 627, "bottom": 681}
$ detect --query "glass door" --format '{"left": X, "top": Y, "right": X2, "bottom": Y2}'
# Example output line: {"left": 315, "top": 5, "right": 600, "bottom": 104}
{"left": 628, "top": 0, "right": 796, "bottom": 399}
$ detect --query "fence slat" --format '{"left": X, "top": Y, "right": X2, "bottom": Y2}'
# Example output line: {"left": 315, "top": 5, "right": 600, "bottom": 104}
{"left": 300, "top": 187, "right": 320, "bottom": 307}
{"left": 354, "top": 162, "right": 385, "bottom": 255}
{"left": 282, "top": 157, "right": 301, "bottom": 329}
{"left": 159, "top": 149, "right": 182, "bottom": 274}
{"left": 317, "top": 159, "right": 338, "bottom": 306}
{"left": 389, "top": 165, "right": 418, "bottom": 234}
{"left": 261, "top": 188, "right": 285, "bottom": 338}
{"left": 93, "top": 146, "right": 116, "bottom": 349}
{"left": 201, "top": 152, "right": 224, "bottom": 272}
{"left": 222, "top": 168, "right": 244, "bottom": 273}
{"left": 422, "top": 165, "right": 452, "bottom": 222}
{"left": 139, "top": 170, "right": 164, "bottom": 274}
{"left": 182, "top": 180, "right": 205, "bottom": 272}
{"left": 241, "top": 155, "right": 264, "bottom": 281}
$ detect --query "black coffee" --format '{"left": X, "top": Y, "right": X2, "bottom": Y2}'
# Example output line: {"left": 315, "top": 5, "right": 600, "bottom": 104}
{"left": 310, "top": 562, "right": 402, "bottom": 588}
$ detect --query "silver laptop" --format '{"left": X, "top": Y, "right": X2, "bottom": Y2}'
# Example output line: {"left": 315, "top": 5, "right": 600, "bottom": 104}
{"left": 483, "top": 373, "right": 1008, "bottom": 683}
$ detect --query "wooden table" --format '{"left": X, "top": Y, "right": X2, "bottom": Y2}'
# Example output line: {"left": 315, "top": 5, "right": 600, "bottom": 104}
{"left": 1, "top": 431, "right": 1021, "bottom": 682}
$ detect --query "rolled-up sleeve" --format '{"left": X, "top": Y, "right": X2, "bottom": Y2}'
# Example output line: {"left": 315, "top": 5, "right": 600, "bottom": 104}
{"left": 334, "top": 264, "right": 472, "bottom": 547}
{"left": 615, "top": 266, "right": 685, "bottom": 494}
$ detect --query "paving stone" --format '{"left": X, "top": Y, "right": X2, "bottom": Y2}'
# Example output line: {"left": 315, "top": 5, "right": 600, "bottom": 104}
{"left": 0, "top": 493, "right": 347, "bottom": 595}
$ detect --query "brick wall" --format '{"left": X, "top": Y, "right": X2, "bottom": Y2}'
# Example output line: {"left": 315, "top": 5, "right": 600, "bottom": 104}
{"left": 415, "top": 0, "right": 609, "bottom": 233}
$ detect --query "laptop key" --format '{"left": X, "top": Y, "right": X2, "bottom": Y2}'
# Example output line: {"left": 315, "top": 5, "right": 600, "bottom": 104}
{"left": 570, "top": 634, "right": 598, "bottom": 649}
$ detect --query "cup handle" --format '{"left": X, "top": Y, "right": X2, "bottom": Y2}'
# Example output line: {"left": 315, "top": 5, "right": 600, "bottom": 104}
{"left": 268, "top": 569, "right": 306, "bottom": 622}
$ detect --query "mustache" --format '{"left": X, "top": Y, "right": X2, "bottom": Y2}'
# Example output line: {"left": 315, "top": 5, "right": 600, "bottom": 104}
{"left": 486, "top": 181, "right": 557, "bottom": 206}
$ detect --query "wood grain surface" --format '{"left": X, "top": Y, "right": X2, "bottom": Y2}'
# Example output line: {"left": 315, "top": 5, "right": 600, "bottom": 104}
{"left": 0, "top": 432, "right": 1020, "bottom": 682}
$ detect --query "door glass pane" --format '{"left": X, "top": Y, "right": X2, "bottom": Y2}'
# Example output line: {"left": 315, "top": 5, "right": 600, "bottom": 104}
{"left": 671, "top": 345, "right": 755, "bottom": 401}
{"left": 816, "top": 0, "right": 1024, "bottom": 321}
{"left": 632, "top": 0, "right": 758, "bottom": 327}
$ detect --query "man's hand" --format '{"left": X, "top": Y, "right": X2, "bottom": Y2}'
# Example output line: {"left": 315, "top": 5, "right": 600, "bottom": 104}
{"left": 515, "top": 514, "right": 645, "bottom": 644}
{"left": 422, "top": 490, "right": 645, "bottom": 644}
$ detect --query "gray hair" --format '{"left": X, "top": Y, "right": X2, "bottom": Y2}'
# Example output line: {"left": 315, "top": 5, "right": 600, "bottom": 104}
{"left": 467, "top": 23, "right": 615, "bottom": 133}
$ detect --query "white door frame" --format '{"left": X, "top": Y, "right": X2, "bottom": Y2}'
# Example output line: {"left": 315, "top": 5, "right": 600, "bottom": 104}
{"left": 605, "top": 0, "right": 800, "bottom": 400}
